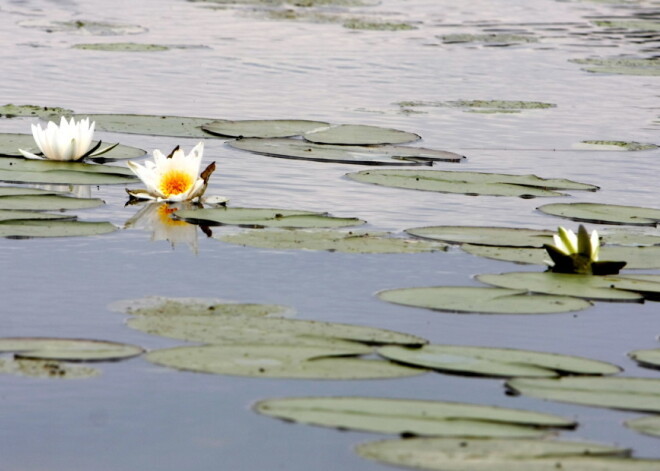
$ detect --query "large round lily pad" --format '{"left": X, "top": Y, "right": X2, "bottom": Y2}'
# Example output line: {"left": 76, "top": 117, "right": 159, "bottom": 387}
{"left": 377, "top": 344, "right": 620, "bottom": 378}
{"left": 114, "top": 296, "right": 292, "bottom": 318}
{"left": 75, "top": 114, "right": 217, "bottom": 138}
{"left": 0, "top": 210, "right": 72, "bottom": 222}
{"left": 0, "top": 157, "right": 137, "bottom": 185}
{"left": 476, "top": 272, "right": 660, "bottom": 302}
{"left": 255, "top": 396, "right": 574, "bottom": 437}
{"left": 507, "top": 376, "right": 660, "bottom": 413}
{"left": 626, "top": 416, "right": 660, "bottom": 438}
{"left": 0, "top": 358, "right": 99, "bottom": 379}
{"left": 356, "top": 437, "right": 650, "bottom": 471}
{"left": 406, "top": 226, "right": 554, "bottom": 247}
{"left": 227, "top": 138, "right": 464, "bottom": 165}
{"left": 0, "top": 220, "right": 117, "bottom": 238}
{"left": 304, "top": 124, "right": 421, "bottom": 145}
{"left": 0, "top": 104, "right": 74, "bottom": 119}
{"left": 537, "top": 203, "right": 660, "bottom": 226}
{"left": 217, "top": 229, "right": 447, "bottom": 253}
{"left": 203, "top": 119, "right": 330, "bottom": 138}
{"left": 173, "top": 207, "right": 365, "bottom": 229}
{"left": 377, "top": 286, "right": 592, "bottom": 315}
{"left": 347, "top": 169, "right": 598, "bottom": 197}
{"left": 0, "top": 194, "right": 104, "bottom": 211}
{"left": 0, "top": 338, "right": 144, "bottom": 362}
{"left": 146, "top": 344, "right": 424, "bottom": 379}
{"left": 629, "top": 349, "right": 660, "bottom": 370}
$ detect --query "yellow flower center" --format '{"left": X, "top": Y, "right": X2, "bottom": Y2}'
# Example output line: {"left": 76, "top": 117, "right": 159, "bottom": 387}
{"left": 159, "top": 170, "right": 193, "bottom": 197}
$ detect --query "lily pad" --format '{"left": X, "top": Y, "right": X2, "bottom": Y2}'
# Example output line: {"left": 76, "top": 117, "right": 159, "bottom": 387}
{"left": 507, "top": 376, "right": 660, "bottom": 413}
{"left": 146, "top": 344, "right": 424, "bottom": 379}
{"left": 629, "top": 349, "right": 660, "bottom": 370}
{"left": 592, "top": 20, "right": 660, "bottom": 31}
{"left": 626, "top": 416, "right": 660, "bottom": 438}
{"left": 74, "top": 114, "right": 217, "bottom": 138}
{"left": 475, "top": 272, "right": 660, "bottom": 302}
{"left": 0, "top": 157, "right": 137, "bottom": 185}
{"left": 202, "top": 119, "right": 330, "bottom": 138}
{"left": 406, "top": 226, "right": 554, "bottom": 247}
{"left": 227, "top": 138, "right": 465, "bottom": 165}
{"left": 440, "top": 34, "right": 538, "bottom": 45}
{"left": 347, "top": 169, "right": 598, "bottom": 197}
{"left": 0, "top": 220, "right": 117, "bottom": 238}
{"left": 128, "top": 314, "right": 427, "bottom": 346}
{"left": 377, "top": 345, "right": 620, "bottom": 378}
{"left": 18, "top": 19, "right": 147, "bottom": 35}
{"left": 173, "top": 207, "right": 365, "bottom": 229}
{"left": 114, "top": 297, "right": 292, "bottom": 318}
{"left": 0, "top": 358, "right": 99, "bottom": 379}
{"left": 377, "top": 286, "right": 593, "bottom": 315}
{"left": 576, "top": 140, "right": 658, "bottom": 151}
{"left": 0, "top": 338, "right": 144, "bottom": 362}
{"left": 356, "top": 437, "right": 651, "bottom": 471}
{"left": 255, "top": 397, "right": 574, "bottom": 437}
{"left": 538, "top": 203, "right": 660, "bottom": 226}
{"left": 396, "top": 100, "right": 556, "bottom": 113}
{"left": 0, "top": 194, "right": 104, "bottom": 211}
{"left": 304, "top": 124, "right": 420, "bottom": 145}
{"left": 0, "top": 210, "right": 72, "bottom": 222}
{"left": 73, "top": 42, "right": 170, "bottom": 52}
{"left": 217, "top": 229, "right": 448, "bottom": 253}
{"left": 343, "top": 20, "right": 417, "bottom": 31}
{"left": 570, "top": 57, "right": 660, "bottom": 76}
{"left": 0, "top": 104, "right": 74, "bottom": 119}
{"left": 0, "top": 132, "right": 146, "bottom": 162}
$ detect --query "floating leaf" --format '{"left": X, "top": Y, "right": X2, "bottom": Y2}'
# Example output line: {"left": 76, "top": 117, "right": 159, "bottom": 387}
{"left": 0, "top": 194, "right": 103, "bottom": 211}
{"left": 396, "top": 100, "right": 556, "bottom": 113}
{"left": 377, "top": 344, "right": 620, "bottom": 378}
{"left": 173, "top": 207, "right": 364, "bottom": 229}
{"left": 0, "top": 210, "right": 72, "bottom": 222}
{"left": 570, "top": 57, "right": 660, "bottom": 76}
{"left": 203, "top": 119, "right": 330, "bottom": 138}
{"left": 0, "top": 157, "right": 136, "bottom": 185}
{"left": 255, "top": 397, "right": 574, "bottom": 437}
{"left": 128, "top": 314, "right": 427, "bottom": 346}
{"left": 76, "top": 114, "right": 217, "bottom": 138}
{"left": 343, "top": 20, "right": 417, "bottom": 31}
{"left": 0, "top": 133, "right": 146, "bottom": 162}
{"left": 0, "top": 104, "right": 74, "bottom": 119}
{"left": 626, "top": 416, "right": 660, "bottom": 438}
{"left": 218, "top": 229, "right": 447, "bottom": 253}
{"left": 114, "top": 296, "right": 292, "bottom": 318}
{"left": 304, "top": 124, "right": 420, "bottom": 145}
{"left": 406, "top": 226, "right": 554, "bottom": 247}
{"left": 476, "top": 272, "right": 654, "bottom": 302}
{"left": 576, "top": 140, "right": 658, "bottom": 151}
{"left": 18, "top": 19, "right": 147, "bottom": 35}
{"left": 347, "top": 169, "right": 598, "bottom": 197}
{"left": 440, "top": 34, "right": 538, "bottom": 45}
{"left": 629, "top": 349, "right": 660, "bottom": 370}
{"left": 0, "top": 358, "right": 99, "bottom": 379}
{"left": 507, "top": 376, "right": 660, "bottom": 413}
{"left": 227, "top": 138, "right": 464, "bottom": 165}
{"left": 0, "top": 338, "right": 144, "bottom": 362}
{"left": 356, "top": 437, "right": 648, "bottom": 471}
{"left": 592, "top": 20, "right": 660, "bottom": 31}
{"left": 73, "top": 42, "right": 171, "bottom": 52}
{"left": 377, "top": 286, "right": 592, "bottom": 315}
{"left": 0, "top": 220, "right": 117, "bottom": 238}
{"left": 538, "top": 203, "right": 660, "bottom": 226}
{"left": 146, "top": 344, "right": 424, "bottom": 379}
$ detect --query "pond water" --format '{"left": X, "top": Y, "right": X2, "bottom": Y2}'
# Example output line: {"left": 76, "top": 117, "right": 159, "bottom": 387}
{"left": 0, "top": 0, "right": 659, "bottom": 469}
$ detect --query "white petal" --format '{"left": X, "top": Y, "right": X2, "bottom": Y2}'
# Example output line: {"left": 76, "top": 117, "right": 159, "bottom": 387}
{"left": 18, "top": 149, "right": 43, "bottom": 160}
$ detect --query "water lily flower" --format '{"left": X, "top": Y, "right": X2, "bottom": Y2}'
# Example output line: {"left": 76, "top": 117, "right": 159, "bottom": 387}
{"left": 544, "top": 225, "right": 626, "bottom": 275}
{"left": 18, "top": 116, "right": 116, "bottom": 161}
{"left": 126, "top": 142, "right": 216, "bottom": 202}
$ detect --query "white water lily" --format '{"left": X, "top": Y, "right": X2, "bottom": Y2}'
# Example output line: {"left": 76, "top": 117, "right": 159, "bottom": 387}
{"left": 18, "top": 116, "right": 114, "bottom": 161}
{"left": 552, "top": 226, "right": 599, "bottom": 261}
{"left": 126, "top": 142, "right": 215, "bottom": 202}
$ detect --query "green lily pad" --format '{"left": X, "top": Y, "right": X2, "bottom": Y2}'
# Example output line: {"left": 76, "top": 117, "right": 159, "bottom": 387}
{"left": 113, "top": 296, "right": 292, "bottom": 318}
{"left": 0, "top": 157, "right": 136, "bottom": 185}
{"left": 406, "top": 226, "right": 554, "bottom": 247}
{"left": 440, "top": 34, "right": 538, "bottom": 45}
{"left": 571, "top": 57, "right": 660, "bottom": 76}
{"left": 377, "top": 345, "right": 620, "bottom": 378}
{"left": 347, "top": 169, "right": 598, "bottom": 197}
{"left": 146, "top": 344, "right": 424, "bottom": 379}
{"left": 0, "top": 132, "right": 146, "bottom": 162}
{"left": 0, "top": 186, "right": 62, "bottom": 197}
{"left": 396, "top": 100, "right": 556, "bottom": 113}
{"left": 173, "top": 207, "right": 365, "bottom": 229}
{"left": 72, "top": 42, "right": 171, "bottom": 52}
{"left": 464, "top": 244, "right": 660, "bottom": 270}
{"left": 304, "top": 124, "right": 420, "bottom": 145}
{"left": 0, "top": 210, "right": 72, "bottom": 222}
{"left": 202, "top": 119, "right": 330, "bottom": 138}
{"left": 227, "top": 138, "right": 465, "bottom": 165}
{"left": 73, "top": 114, "right": 217, "bottom": 138}
{"left": 377, "top": 286, "right": 593, "bottom": 315}
{"left": 18, "top": 19, "right": 147, "bottom": 35}
{"left": 507, "top": 376, "right": 660, "bottom": 413}
{"left": 576, "top": 140, "right": 658, "bottom": 151}
{"left": 255, "top": 397, "right": 574, "bottom": 437}
{"left": 0, "top": 104, "right": 74, "bottom": 119}
{"left": 217, "top": 229, "right": 448, "bottom": 253}
{"left": 593, "top": 20, "right": 660, "bottom": 31}
{"left": 629, "top": 349, "right": 660, "bottom": 370}
{"left": 0, "top": 194, "right": 103, "bottom": 211}
{"left": 343, "top": 20, "right": 417, "bottom": 31}
{"left": 128, "top": 314, "right": 427, "bottom": 346}
{"left": 0, "top": 220, "right": 117, "bottom": 238}
{"left": 0, "top": 338, "right": 144, "bottom": 362}
{"left": 476, "top": 272, "right": 660, "bottom": 302}
{"left": 356, "top": 437, "right": 650, "bottom": 471}
{"left": 0, "top": 358, "right": 100, "bottom": 379}
{"left": 626, "top": 416, "right": 660, "bottom": 438}
{"left": 538, "top": 203, "right": 660, "bottom": 226}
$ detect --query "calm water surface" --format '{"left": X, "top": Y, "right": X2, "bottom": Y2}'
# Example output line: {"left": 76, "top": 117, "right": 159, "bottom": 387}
{"left": 0, "top": 0, "right": 659, "bottom": 469}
